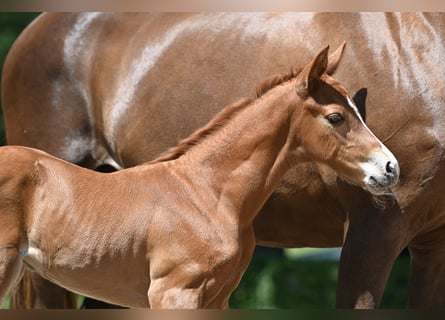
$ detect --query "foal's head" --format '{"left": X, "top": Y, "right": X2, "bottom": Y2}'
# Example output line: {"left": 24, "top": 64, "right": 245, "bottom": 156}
{"left": 285, "top": 44, "right": 399, "bottom": 195}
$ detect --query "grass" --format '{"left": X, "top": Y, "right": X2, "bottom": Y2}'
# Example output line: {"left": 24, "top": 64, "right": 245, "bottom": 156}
{"left": 1, "top": 295, "right": 10, "bottom": 309}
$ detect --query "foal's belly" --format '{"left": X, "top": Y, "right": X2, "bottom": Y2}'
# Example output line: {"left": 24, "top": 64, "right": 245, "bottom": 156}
{"left": 23, "top": 246, "right": 150, "bottom": 308}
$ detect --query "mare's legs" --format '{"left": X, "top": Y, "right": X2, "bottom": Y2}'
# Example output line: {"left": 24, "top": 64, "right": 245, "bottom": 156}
{"left": 408, "top": 224, "right": 445, "bottom": 307}
{"left": 406, "top": 161, "right": 445, "bottom": 308}
{"left": 336, "top": 191, "right": 409, "bottom": 308}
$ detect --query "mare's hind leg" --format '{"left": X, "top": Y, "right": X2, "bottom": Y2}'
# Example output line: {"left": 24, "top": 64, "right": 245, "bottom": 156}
{"left": 0, "top": 220, "right": 25, "bottom": 307}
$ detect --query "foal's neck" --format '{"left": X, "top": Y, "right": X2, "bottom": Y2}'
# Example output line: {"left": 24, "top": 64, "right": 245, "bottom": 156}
{"left": 179, "top": 83, "right": 299, "bottom": 225}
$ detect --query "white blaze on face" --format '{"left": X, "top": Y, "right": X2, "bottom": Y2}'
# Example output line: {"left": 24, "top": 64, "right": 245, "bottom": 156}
{"left": 346, "top": 96, "right": 399, "bottom": 193}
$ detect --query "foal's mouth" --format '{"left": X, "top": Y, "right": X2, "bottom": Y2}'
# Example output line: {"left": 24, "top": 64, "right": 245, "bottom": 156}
{"left": 364, "top": 174, "right": 399, "bottom": 196}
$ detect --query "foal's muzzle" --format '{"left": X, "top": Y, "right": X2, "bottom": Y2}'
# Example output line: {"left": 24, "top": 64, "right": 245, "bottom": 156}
{"left": 362, "top": 154, "right": 400, "bottom": 196}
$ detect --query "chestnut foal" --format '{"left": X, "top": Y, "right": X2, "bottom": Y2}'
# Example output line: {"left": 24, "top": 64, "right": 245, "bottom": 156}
{"left": 0, "top": 45, "right": 398, "bottom": 308}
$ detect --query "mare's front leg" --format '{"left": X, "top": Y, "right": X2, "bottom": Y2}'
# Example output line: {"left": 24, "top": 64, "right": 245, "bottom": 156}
{"left": 0, "top": 214, "right": 25, "bottom": 307}
{"left": 408, "top": 223, "right": 445, "bottom": 308}
{"left": 336, "top": 199, "right": 408, "bottom": 308}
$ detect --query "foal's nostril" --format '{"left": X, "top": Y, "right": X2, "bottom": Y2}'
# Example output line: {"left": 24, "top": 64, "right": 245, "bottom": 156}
{"left": 386, "top": 161, "right": 396, "bottom": 175}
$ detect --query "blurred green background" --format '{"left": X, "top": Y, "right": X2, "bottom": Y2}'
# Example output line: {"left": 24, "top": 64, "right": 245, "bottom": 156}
{"left": 231, "top": 247, "right": 409, "bottom": 308}
{"left": 0, "top": 13, "right": 410, "bottom": 309}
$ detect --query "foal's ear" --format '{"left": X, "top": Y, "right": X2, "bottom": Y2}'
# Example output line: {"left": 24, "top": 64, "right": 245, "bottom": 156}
{"left": 296, "top": 45, "right": 329, "bottom": 98}
{"left": 326, "top": 41, "right": 346, "bottom": 76}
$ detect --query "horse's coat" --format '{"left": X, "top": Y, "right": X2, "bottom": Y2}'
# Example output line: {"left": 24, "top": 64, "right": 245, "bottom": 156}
{"left": 2, "top": 12, "right": 445, "bottom": 308}
{"left": 0, "top": 47, "right": 398, "bottom": 308}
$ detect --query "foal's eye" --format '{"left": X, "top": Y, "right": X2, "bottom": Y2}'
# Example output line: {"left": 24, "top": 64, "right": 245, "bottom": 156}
{"left": 326, "top": 113, "right": 344, "bottom": 125}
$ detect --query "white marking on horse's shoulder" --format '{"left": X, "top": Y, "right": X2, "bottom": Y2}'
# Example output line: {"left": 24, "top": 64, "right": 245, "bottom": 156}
{"left": 64, "top": 13, "right": 101, "bottom": 67}
{"left": 62, "top": 12, "right": 101, "bottom": 123}
{"left": 56, "top": 13, "right": 102, "bottom": 163}
{"left": 59, "top": 133, "right": 92, "bottom": 164}
{"left": 106, "top": 17, "right": 203, "bottom": 143}
{"left": 105, "top": 12, "right": 316, "bottom": 146}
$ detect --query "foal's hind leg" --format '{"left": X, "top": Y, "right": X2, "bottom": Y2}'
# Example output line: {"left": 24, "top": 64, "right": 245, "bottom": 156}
{"left": 0, "top": 221, "right": 25, "bottom": 307}
{"left": 0, "top": 246, "right": 23, "bottom": 307}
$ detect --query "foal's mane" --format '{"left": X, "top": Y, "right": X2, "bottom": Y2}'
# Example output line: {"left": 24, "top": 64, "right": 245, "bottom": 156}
{"left": 255, "top": 67, "right": 301, "bottom": 98}
{"left": 149, "top": 68, "right": 302, "bottom": 164}
{"left": 148, "top": 97, "right": 253, "bottom": 164}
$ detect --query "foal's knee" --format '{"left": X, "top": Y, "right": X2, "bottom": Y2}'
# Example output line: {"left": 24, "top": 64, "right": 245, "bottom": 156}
{"left": 148, "top": 278, "right": 206, "bottom": 309}
{"left": 149, "top": 283, "right": 207, "bottom": 309}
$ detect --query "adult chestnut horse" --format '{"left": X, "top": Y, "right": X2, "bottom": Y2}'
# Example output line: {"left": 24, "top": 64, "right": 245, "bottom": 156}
{"left": 2, "top": 13, "right": 445, "bottom": 308}
{"left": 0, "top": 46, "right": 399, "bottom": 308}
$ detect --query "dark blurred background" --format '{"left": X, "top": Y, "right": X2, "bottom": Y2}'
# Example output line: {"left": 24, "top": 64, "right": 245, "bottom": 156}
{"left": 0, "top": 12, "right": 409, "bottom": 309}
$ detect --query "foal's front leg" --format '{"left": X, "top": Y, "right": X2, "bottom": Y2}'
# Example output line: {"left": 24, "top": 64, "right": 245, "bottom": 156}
{"left": 148, "top": 239, "right": 254, "bottom": 308}
{"left": 147, "top": 254, "right": 238, "bottom": 308}
{"left": 148, "top": 273, "right": 211, "bottom": 309}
